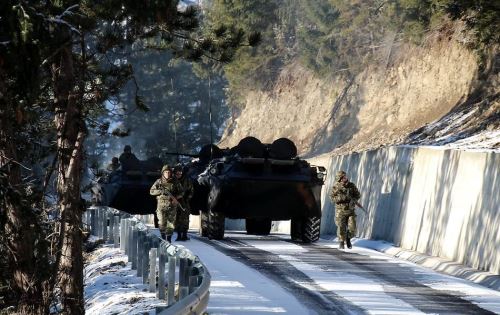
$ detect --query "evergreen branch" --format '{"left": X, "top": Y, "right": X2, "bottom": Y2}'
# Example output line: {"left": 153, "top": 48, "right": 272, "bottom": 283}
{"left": 0, "top": 153, "right": 32, "bottom": 171}
{"left": 41, "top": 40, "right": 73, "bottom": 66}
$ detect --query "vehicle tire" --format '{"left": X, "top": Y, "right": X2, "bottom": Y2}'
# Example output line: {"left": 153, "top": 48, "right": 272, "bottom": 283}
{"left": 207, "top": 183, "right": 222, "bottom": 211}
{"left": 245, "top": 218, "right": 257, "bottom": 234}
{"left": 303, "top": 216, "right": 321, "bottom": 243}
{"left": 200, "top": 211, "right": 209, "bottom": 237}
{"left": 290, "top": 216, "right": 321, "bottom": 243}
{"left": 246, "top": 218, "right": 272, "bottom": 235}
{"left": 290, "top": 218, "right": 302, "bottom": 242}
{"left": 208, "top": 210, "right": 225, "bottom": 240}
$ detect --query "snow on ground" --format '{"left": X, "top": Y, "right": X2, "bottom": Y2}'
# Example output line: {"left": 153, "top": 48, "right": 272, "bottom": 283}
{"left": 84, "top": 241, "right": 166, "bottom": 315}
{"left": 182, "top": 237, "right": 311, "bottom": 315}
{"left": 242, "top": 238, "right": 425, "bottom": 314}
{"left": 316, "top": 238, "right": 500, "bottom": 314}
{"left": 84, "top": 233, "right": 311, "bottom": 315}
{"left": 85, "top": 232, "right": 500, "bottom": 315}
{"left": 406, "top": 102, "right": 500, "bottom": 152}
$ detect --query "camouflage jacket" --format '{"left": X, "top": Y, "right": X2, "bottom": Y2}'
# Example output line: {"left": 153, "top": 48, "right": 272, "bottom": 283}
{"left": 330, "top": 181, "right": 361, "bottom": 209}
{"left": 177, "top": 176, "right": 193, "bottom": 201}
{"left": 150, "top": 177, "right": 182, "bottom": 206}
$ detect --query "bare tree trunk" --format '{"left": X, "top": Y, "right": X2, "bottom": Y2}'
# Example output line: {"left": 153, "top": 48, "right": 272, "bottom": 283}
{"left": 52, "top": 44, "right": 86, "bottom": 315}
{"left": 0, "top": 67, "right": 49, "bottom": 315}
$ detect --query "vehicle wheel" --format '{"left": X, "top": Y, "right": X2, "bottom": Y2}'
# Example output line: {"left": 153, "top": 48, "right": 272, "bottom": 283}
{"left": 246, "top": 218, "right": 272, "bottom": 235}
{"left": 291, "top": 216, "right": 321, "bottom": 243}
{"left": 200, "top": 211, "right": 209, "bottom": 237}
{"left": 303, "top": 216, "right": 321, "bottom": 243}
{"left": 207, "top": 183, "right": 222, "bottom": 211}
{"left": 208, "top": 210, "right": 225, "bottom": 240}
{"left": 246, "top": 218, "right": 257, "bottom": 234}
{"left": 290, "top": 218, "right": 302, "bottom": 242}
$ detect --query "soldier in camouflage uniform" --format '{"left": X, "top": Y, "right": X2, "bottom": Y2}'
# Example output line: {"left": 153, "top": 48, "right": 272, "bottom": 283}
{"left": 150, "top": 164, "right": 183, "bottom": 242}
{"left": 174, "top": 164, "right": 193, "bottom": 241}
{"left": 330, "top": 170, "right": 361, "bottom": 249}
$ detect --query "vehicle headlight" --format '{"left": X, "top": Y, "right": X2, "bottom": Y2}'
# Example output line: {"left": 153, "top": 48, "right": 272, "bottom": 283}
{"left": 210, "top": 167, "right": 218, "bottom": 175}
{"left": 317, "top": 173, "right": 324, "bottom": 179}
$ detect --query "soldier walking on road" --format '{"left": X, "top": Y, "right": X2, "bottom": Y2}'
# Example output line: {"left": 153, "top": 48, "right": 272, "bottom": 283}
{"left": 330, "top": 170, "right": 361, "bottom": 249}
{"left": 150, "top": 164, "right": 183, "bottom": 242}
{"left": 174, "top": 164, "right": 193, "bottom": 241}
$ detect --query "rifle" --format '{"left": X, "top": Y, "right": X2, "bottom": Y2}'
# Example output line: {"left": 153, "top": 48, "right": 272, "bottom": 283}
{"left": 162, "top": 188, "right": 188, "bottom": 213}
{"left": 356, "top": 202, "right": 367, "bottom": 214}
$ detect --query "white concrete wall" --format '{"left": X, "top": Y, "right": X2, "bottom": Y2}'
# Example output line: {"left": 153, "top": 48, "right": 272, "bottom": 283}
{"left": 319, "top": 146, "right": 499, "bottom": 274}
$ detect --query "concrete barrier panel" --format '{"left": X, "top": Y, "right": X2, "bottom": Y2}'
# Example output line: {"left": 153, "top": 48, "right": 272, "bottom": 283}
{"left": 322, "top": 146, "right": 499, "bottom": 274}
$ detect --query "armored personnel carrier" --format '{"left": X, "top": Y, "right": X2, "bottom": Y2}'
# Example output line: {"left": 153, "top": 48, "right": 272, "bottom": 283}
{"left": 92, "top": 138, "right": 326, "bottom": 243}
{"left": 197, "top": 136, "right": 326, "bottom": 243}
{"left": 91, "top": 146, "right": 217, "bottom": 216}
{"left": 91, "top": 157, "right": 163, "bottom": 214}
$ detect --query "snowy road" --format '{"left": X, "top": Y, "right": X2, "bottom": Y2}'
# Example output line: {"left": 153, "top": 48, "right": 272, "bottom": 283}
{"left": 180, "top": 231, "right": 500, "bottom": 315}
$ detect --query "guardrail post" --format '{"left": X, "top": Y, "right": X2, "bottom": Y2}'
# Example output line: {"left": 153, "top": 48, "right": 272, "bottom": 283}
{"left": 179, "top": 258, "right": 189, "bottom": 300}
{"left": 127, "top": 220, "right": 135, "bottom": 259}
{"left": 167, "top": 255, "right": 176, "bottom": 305}
{"left": 120, "top": 218, "right": 126, "bottom": 251}
{"left": 149, "top": 247, "right": 157, "bottom": 292}
{"left": 90, "top": 209, "right": 97, "bottom": 236}
{"left": 142, "top": 237, "right": 151, "bottom": 284}
{"left": 131, "top": 227, "right": 138, "bottom": 270}
{"left": 189, "top": 275, "right": 198, "bottom": 294}
{"left": 102, "top": 209, "right": 108, "bottom": 241}
{"left": 96, "top": 208, "right": 103, "bottom": 238}
{"left": 113, "top": 216, "right": 120, "bottom": 248}
{"left": 108, "top": 212, "right": 114, "bottom": 244}
{"left": 157, "top": 247, "right": 166, "bottom": 300}
{"left": 137, "top": 231, "right": 145, "bottom": 277}
{"left": 83, "top": 210, "right": 90, "bottom": 230}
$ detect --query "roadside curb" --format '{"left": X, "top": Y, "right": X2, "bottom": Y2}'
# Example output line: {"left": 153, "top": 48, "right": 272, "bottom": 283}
{"left": 322, "top": 237, "right": 499, "bottom": 292}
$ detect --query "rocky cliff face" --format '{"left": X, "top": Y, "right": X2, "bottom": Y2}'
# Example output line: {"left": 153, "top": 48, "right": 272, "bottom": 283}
{"left": 219, "top": 35, "right": 498, "bottom": 156}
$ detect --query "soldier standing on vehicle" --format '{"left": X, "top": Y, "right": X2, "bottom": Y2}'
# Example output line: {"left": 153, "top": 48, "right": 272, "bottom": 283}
{"left": 150, "top": 165, "right": 182, "bottom": 242}
{"left": 106, "top": 157, "right": 120, "bottom": 172}
{"left": 174, "top": 164, "right": 193, "bottom": 241}
{"left": 119, "top": 145, "right": 140, "bottom": 171}
{"left": 330, "top": 170, "right": 361, "bottom": 249}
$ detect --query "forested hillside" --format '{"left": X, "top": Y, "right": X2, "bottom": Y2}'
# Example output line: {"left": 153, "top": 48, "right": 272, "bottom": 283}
{"left": 205, "top": 0, "right": 499, "bottom": 154}
{"left": 0, "top": 1, "right": 257, "bottom": 313}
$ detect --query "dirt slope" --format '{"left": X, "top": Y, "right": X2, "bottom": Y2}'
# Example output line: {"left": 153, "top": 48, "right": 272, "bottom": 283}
{"left": 219, "top": 34, "right": 499, "bottom": 156}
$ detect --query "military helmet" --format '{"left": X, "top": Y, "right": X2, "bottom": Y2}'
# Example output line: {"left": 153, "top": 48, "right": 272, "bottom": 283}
{"left": 161, "top": 164, "right": 171, "bottom": 173}
{"left": 124, "top": 145, "right": 132, "bottom": 152}
{"left": 173, "top": 163, "right": 183, "bottom": 172}
{"left": 111, "top": 157, "right": 119, "bottom": 163}
{"left": 335, "top": 170, "right": 347, "bottom": 182}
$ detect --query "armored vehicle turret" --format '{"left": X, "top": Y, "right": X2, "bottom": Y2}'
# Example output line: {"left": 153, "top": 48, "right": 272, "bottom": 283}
{"left": 197, "top": 136, "right": 326, "bottom": 243}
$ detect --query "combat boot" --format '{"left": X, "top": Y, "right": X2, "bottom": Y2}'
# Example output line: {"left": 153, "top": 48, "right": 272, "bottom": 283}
{"left": 346, "top": 237, "right": 352, "bottom": 249}
{"left": 166, "top": 234, "right": 172, "bottom": 243}
{"left": 339, "top": 241, "right": 345, "bottom": 249}
{"left": 182, "top": 231, "right": 190, "bottom": 241}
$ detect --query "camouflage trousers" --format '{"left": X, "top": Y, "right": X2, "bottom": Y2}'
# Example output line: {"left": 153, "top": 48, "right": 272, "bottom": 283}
{"left": 175, "top": 204, "right": 190, "bottom": 232}
{"left": 157, "top": 206, "right": 177, "bottom": 236}
{"left": 335, "top": 207, "right": 356, "bottom": 242}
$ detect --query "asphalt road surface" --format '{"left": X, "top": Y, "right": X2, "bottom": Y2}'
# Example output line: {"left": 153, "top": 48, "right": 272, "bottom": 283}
{"left": 182, "top": 231, "right": 500, "bottom": 315}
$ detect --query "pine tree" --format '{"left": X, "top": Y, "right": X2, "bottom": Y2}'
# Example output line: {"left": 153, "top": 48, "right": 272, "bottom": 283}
{"left": 0, "top": 1, "right": 258, "bottom": 313}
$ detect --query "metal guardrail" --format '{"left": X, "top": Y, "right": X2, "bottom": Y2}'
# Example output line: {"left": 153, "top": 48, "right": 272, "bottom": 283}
{"left": 83, "top": 206, "right": 211, "bottom": 315}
